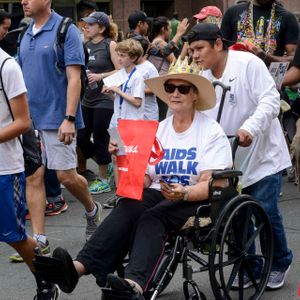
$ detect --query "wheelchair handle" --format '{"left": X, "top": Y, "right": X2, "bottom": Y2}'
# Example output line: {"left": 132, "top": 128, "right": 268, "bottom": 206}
{"left": 212, "top": 81, "right": 231, "bottom": 124}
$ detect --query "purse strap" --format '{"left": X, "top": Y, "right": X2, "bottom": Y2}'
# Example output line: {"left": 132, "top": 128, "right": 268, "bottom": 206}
{"left": 0, "top": 57, "right": 24, "bottom": 149}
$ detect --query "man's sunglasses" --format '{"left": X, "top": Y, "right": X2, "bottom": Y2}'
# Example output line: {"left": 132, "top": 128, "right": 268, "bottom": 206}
{"left": 164, "top": 83, "right": 193, "bottom": 95}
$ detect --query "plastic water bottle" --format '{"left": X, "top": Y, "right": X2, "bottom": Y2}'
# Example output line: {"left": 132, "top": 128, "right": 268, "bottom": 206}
{"left": 86, "top": 69, "right": 98, "bottom": 90}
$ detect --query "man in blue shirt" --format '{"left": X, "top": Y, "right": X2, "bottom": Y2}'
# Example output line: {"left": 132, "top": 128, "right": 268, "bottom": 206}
{"left": 19, "top": 0, "right": 101, "bottom": 254}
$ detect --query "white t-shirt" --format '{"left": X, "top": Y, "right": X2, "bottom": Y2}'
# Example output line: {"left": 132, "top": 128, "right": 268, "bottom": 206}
{"left": 202, "top": 50, "right": 291, "bottom": 188}
{"left": 110, "top": 67, "right": 145, "bottom": 128}
{"left": 136, "top": 60, "right": 159, "bottom": 120}
{"left": 148, "top": 111, "right": 233, "bottom": 190}
{"left": 0, "top": 49, "right": 27, "bottom": 175}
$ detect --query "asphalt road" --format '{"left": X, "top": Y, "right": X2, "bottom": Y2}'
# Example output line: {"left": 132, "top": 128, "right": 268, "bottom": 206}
{"left": 0, "top": 161, "right": 299, "bottom": 300}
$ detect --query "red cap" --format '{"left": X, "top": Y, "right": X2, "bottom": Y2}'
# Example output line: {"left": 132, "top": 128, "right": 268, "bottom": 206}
{"left": 193, "top": 6, "right": 223, "bottom": 20}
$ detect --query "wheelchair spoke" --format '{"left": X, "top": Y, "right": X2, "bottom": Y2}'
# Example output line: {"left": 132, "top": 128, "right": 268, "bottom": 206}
{"left": 225, "top": 259, "right": 243, "bottom": 291}
{"left": 244, "top": 222, "right": 265, "bottom": 252}
{"left": 244, "top": 259, "right": 259, "bottom": 291}
{"left": 241, "top": 207, "right": 252, "bottom": 246}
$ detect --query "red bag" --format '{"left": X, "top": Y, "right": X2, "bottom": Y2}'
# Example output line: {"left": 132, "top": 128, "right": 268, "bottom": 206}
{"left": 116, "top": 119, "right": 164, "bottom": 200}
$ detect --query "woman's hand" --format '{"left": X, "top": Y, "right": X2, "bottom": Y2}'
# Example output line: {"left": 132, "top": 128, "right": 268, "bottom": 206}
{"left": 176, "top": 18, "right": 190, "bottom": 37}
{"left": 87, "top": 72, "right": 101, "bottom": 83}
{"left": 109, "top": 139, "right": 119, "bottom": 156}
{"left": 160, "top": 182, "right": 185, "bottom": 201}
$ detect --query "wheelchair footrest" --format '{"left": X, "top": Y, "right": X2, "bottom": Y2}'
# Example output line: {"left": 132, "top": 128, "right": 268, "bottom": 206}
{"left": 101, "top": 288, "right": 143, "bottom": 300}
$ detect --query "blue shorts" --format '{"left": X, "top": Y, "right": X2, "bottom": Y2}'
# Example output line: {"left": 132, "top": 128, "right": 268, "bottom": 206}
{"left": 0, "top": 173, "right": 27, "bottom": 243}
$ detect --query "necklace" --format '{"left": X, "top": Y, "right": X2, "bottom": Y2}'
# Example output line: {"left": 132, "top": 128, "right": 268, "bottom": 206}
{"left": 237, "top": 0, "right": 277, "bottom": 54}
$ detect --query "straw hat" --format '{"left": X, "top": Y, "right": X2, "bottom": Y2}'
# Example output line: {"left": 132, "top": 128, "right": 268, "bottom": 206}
{"left": 145, "top": 57, "right": 216, "bottom": 111}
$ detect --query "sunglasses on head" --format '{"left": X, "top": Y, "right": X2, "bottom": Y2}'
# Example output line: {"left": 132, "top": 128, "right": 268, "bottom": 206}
{"left": 164, "top": 83, "right": 194, "bottom": 94}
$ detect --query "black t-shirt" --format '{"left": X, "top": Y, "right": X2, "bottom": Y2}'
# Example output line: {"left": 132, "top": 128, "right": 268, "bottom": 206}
{"left": 292, "top": 37, "right": 300, "bottom": 68}
{"left": 83, "top": 38, "right": 115, "bottom": 109}
{"left": 221, "top": 2, "right": 299, "bottom": 56}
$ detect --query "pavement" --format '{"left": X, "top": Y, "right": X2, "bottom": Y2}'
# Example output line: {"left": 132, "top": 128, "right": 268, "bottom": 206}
{"left": 0, "top": 160, "right": 300, "bottom": 300}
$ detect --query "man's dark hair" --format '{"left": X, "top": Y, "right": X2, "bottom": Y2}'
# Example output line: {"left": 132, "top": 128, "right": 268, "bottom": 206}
{"left": 173, "top": 11, "right": 179, "bottom": 19}
{"left": 0, "top": 10, "right": 10, "bottom": 25}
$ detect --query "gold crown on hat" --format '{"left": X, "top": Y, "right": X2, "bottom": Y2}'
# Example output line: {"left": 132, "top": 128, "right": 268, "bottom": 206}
{"left": 168, "top": 57, "right": 203, "bottom": 75}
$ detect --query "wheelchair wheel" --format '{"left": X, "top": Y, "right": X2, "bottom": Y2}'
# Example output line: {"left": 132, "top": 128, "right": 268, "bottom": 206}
{"left": 183, "top": 280, "right": 207, "bottom": 300}
{"left": 208, "top": 195, "right": 273, "bottom": 300}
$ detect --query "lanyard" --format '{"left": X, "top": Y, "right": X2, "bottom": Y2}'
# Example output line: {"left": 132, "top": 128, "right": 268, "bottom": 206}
{"left": 118, "top": 67, "right": 137, "bottom": 115}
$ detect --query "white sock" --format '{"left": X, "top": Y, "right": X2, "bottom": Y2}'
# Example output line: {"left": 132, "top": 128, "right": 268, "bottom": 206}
{"left": 85, "top": 203, "right": 97, "bottom": 217}
{"left": 101, "top": 178, "right": 108, "bottom": 184}
{"left": 33, "top": 233, "right": 47, "bottom": 245}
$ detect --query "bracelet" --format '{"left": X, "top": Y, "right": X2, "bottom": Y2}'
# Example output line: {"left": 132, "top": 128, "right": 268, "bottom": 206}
{"left": 183, "top": 186, "right": 189, "bottom": 201}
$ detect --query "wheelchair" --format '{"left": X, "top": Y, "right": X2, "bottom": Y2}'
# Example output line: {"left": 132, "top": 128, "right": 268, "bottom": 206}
{"left": 101, "top": 134, "right": 273, "bottom": 300}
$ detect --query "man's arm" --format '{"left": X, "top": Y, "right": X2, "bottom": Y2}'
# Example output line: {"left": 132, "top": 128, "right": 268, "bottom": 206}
{"left": 0, "top": 93, "right": 30, "bottom": 143}
{"left": 57, "top": 64, "right": 81, "bottom": 145}
{"left": 240, "top": 56, "right": 280, "bottom": 137}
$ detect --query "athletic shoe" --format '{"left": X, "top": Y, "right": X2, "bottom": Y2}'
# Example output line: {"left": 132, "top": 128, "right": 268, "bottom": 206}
{"left": 103, "top": 194, "right": 122, "bottom": 209}
{"left": 34, "top": 283, "right": 60, "bottom": 300}
{"left": 89, "top": 179, "right": 111, "bottom": 194}
{"left": 231, "top": 272, "right": 258, "bottom": 289}
{"left": 106, "top": 162, "right": 114, "bottom": 184}
{"left": 266, "top": 266, "right": 290, "bottom": 289}
{"left": 9, "top": 239, "right": 51, "bottom": 263}
{"left": 78, "top": 169, "right": 97, "bottom": 182}
{"left": 45, "top": 197, "right": 68, "bottom": 216}
{"left": 85, "top": 202, "right": 102, "bottom": 241}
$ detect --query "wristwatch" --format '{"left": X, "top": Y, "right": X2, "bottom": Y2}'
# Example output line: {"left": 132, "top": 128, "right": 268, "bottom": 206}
{"left": 65, "top": 115, "right": 76, "bottom": 122}
{"left": 183, "top": 186, "right": 189, "bottom": 201}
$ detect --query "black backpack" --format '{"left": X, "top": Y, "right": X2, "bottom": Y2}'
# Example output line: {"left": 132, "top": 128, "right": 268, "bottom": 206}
{"left": 18, "top": 17, "right": 88, "bottom": 98}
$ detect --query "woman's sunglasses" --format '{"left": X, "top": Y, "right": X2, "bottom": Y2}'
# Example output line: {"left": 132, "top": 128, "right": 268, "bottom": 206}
{"left": 164, "top": 83, "right": 193, "bottom": 95}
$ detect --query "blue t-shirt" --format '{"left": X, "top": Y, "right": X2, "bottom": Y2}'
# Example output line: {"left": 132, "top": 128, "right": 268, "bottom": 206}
{"left": 18, "top": 11, "right": 84, "bottom": 130}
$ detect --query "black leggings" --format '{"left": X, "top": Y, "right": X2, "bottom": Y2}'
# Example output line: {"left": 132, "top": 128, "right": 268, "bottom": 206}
{"left": 77, "top": 106, "right": 113, "bottom": 165}
{"left": 76, "top": 188, "right": 201, "bottom": 290}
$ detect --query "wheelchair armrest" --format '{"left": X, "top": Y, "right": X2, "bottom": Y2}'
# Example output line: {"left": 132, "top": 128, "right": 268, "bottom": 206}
{"left": 212, "top": 169, "right": 242, "bottom": 180}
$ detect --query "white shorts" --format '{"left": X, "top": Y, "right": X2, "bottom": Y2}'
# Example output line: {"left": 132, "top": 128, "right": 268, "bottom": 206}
{"left": 39, "top": 130, "right": 77, "bottom": 171}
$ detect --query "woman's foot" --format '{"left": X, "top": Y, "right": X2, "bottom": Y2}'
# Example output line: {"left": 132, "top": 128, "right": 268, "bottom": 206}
{"left": 33, "top": 247, "right": 78, "bottom": 293}
{"left": 106, "top": 274, "right": 144, "bottom": 299}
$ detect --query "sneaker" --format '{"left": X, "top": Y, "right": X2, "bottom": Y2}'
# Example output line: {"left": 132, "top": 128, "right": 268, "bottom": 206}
{"left": 231, "top": 272, "right": 256, "bottom": 289}
{"left": 45, "top": 197, "right": 68, "bottom": 216}
{"left": 85, "top": 202, "right": 102, "bottom": 241}
{"left": 266, "top": 266, "right": 290, "bottom": 290}
{"left": 106, "top": 162, "right": 114, "bottom": 184}
{"left": 103, "top": 194, "right": 122, "bottom": 209}
{"left": 34, "top": 283, "right": 60, "bottom": 300}
{"left": 89, "top": 179, "right": 111, "bottom": 194}
{"left": 78, "top": 169, "right": 97, "bottom": 182}
{"left": 9, "top": 239, "right": 51, "bottom": 263}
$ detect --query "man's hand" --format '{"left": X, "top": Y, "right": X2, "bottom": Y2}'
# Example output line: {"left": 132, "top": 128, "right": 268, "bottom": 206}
{"left": 58, "top": 119, "right": 75, "bottom": 145}
{"left": 237, "top": 128, "right": 253, "bottom": 147}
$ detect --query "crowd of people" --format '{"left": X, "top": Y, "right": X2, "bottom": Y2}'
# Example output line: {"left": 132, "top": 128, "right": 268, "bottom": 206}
{"left": 1, "top": 0, "right": 300, "bottom": 299}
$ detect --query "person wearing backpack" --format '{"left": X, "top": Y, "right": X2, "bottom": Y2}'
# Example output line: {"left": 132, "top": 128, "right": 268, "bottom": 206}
{"left": 18, "top": 0, "right": 102, "bottom": 242}
{"left": 77, "top": 11, "right": 120, "bottom": 194}
{"left": 0, "top": 47, "right": 60, "bottom": 299}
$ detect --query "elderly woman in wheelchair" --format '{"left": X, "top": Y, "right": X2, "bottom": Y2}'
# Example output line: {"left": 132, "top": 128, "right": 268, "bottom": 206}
{"left": 33, "top": 60, "right": 273, "bottom": 300}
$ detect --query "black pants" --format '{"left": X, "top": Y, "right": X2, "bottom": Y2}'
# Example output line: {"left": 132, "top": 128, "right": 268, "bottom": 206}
{"left": 77, "top": 106, "right": 113, "bottom": 165}
{"left": 76, "top": 188, "right": 201, "bottom": 291}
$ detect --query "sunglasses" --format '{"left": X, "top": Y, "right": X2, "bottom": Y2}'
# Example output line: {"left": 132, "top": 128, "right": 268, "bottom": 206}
{"left": 164, "top": 83, "right": 193, "bottom": 95}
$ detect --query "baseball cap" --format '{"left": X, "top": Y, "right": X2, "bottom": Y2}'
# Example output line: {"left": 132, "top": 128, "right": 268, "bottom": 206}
{"left": 82, "top": 11, "right": 110, "bottom": 28}
{"left": 193, "top": 6, "right": 223, "bottom": 20}
{"left": 183, "top": 23, "right": 233, "bottom": 46}
{"left": 128, "top": 10, "right": 150, "bottom": 29}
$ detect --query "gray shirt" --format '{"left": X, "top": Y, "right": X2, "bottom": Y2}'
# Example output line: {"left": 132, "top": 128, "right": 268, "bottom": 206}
{"left": 82, "top": 38, "right": 115, "bottom": 109}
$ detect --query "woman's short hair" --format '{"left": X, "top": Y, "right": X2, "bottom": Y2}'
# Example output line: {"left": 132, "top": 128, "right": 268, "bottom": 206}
{"left": 115, "top": 38, "right": 144, "bottom": 59}
{"left": 0, "top": 10, "right": 10, "bottom": 25}
{"left": 103, "top": 22, "right": 118, "bottom": 40}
